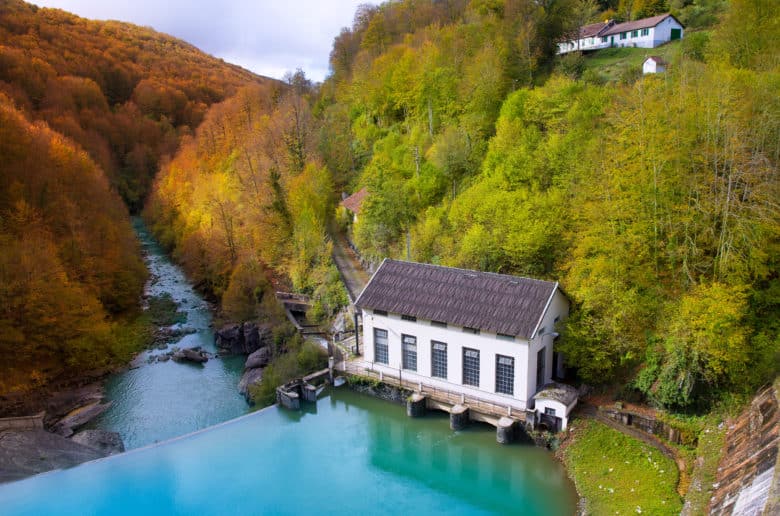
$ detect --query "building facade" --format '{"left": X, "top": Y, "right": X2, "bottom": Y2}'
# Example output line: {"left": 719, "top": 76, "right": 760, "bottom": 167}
{"left": 355, "top": 259, "right": 569, "bottom": 414}
{"left": 558, "top": 13, "right": 684, "bottom": 54}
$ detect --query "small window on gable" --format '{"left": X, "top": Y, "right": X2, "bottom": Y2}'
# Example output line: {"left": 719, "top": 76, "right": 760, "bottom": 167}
{"left": 463, "top": 327, "right": 480, "bottom": 335}
{"left": 537, "top": 326, "right": 546, "bottom": 337}
{"left": 431, "top": 320, "right": 447, "bottom": 328}
{"left": 554, "top": 316, "right": 560, "bottom": 323}
{"left": 401, "top": 314, "right": 416, "bottom": 322}
{"left": 497, "top": 333, "right": 515, "bottom": 342}
{"left": 373, "top": 309, "right": 388, "bottom": 316}
{"left": 544, "top": 407, "right": 556, "bottom": 416}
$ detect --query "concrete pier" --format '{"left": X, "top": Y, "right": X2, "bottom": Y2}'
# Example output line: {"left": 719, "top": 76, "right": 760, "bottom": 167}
{"left": 450, "top": 404, "right": 470, "bottom": 431}
{"left": 407, "top": 393, "right": 427, "bottom": 417}
{"left": 496, "top": 417, "right": 517, "bottom": 444}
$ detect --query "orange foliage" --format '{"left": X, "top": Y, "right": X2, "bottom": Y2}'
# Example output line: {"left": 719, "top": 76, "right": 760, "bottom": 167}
{"left": 0, "top": 93, "right": 144, "bottom": 386}
{"left": 0, "top": 0, "right": 274, "bottom": 211}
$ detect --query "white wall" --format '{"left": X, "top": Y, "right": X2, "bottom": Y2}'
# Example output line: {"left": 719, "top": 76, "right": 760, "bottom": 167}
{"left": 534, "top": 398, "right": 574, "bottom": 430}
{"left": 612, "top": 17, "right": 683, "bottom": 49}
{"left": 525, "top": 289, "right": 569, "bottom": 407}
{"left": 360, "top": 286, "right": 569, "bottom": 411}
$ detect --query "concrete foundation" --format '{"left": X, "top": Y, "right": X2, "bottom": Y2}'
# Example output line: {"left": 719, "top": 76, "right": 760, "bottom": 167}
{"left": 277, "top": 389, "right": 300, "bottom": 410}
{"left": 496, "top": 417, "right": 517, "bottom": 444}
{"left": 302, "top": 384, "right": 318, "bottom": 403}
{"left": 450, "top": 404, "right": 470, "bottom": 431}
{"left": 406, "top": 393, "right": 427, "bottom": 417}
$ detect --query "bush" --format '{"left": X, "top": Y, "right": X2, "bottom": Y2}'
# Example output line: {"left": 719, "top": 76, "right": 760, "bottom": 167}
{"left": 557, "top": 52, "right": 585, "bottom": 79}
{"left": 682, "top": 32, "right": 710, "bottom": 62}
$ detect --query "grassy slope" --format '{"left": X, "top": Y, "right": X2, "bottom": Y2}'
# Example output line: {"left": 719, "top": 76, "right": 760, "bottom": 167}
{"left": 562, "top": 419, "right": 682, "bottom": 515}
{"left": 582, "top": 39, "right": 683, "bottom": 82}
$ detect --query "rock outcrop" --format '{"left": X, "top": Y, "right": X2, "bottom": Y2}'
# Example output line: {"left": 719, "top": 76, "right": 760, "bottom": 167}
{"left": 245, "top": 347, "right": 271, "bottom": 369}
{"left": 71, "top": 429, "right": 125, "bottom": 456}
{"left": 52, "top": 401, "right": 112, "bottom": 437}
{"left": 238, "top": 368, "right": 264, "bottom": 401}
{"left": 0, "top": 429, "right": 105, "bottom": 484}
{"left": 215, "top": 322, "right": 272, "bottom": 354}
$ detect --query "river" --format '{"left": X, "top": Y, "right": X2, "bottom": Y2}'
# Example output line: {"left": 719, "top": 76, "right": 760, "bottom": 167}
{"left": 86, "top": 219, "right": 249, "bottom": 449}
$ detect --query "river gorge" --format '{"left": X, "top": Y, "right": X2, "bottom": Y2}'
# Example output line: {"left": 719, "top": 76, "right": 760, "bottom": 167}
{"left": 0, "top": 221, "right": 578, "bottom": 515}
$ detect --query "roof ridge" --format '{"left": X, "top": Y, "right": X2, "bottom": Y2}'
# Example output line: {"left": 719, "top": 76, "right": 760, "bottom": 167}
{"left": 384, "top": 258, "right": 557, "bottom": 286}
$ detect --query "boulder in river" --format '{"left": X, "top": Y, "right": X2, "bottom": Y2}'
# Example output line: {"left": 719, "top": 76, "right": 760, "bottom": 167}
{"left": 245, "top": 347, "right": 271, "bottom": 369}
{"left": 71, "top": 429, "right": 125, "bottom": 456}
{"left": 238, "top": 368, "right": 264, "bottom": 402}
{"left": 172, "top": 348, "right": 208, "bottom": 364}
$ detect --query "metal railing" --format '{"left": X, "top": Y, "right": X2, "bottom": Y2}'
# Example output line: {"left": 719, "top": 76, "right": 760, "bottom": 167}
{"left": 341, "top": 361, "right": 526, "bottom": 419}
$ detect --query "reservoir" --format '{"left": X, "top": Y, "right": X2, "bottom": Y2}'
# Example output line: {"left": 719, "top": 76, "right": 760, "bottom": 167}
{"left": 0, "top": 389, "right": 577, "bottom": 515}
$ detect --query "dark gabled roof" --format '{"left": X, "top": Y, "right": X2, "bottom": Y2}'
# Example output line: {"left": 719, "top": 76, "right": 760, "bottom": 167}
{"left": 578, "top": 21, "right": 612, "bottom": 38}
{"left": 602, "top": 13, "right": 682, "bottom": 36}
{"left": 355, "top": 259, "right": 559, "bottom": 339}
{"left": 340, "top": 187, "right": 368, "bottom": 214}
{"left": 645, "top": 56, "right": 667, "bottom": 65}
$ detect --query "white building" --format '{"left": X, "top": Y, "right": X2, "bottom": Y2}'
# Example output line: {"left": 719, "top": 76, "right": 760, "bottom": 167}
{"left": 558, "top": 13, "right": 684, "bottom": 55}
{"left": 643, "top": 56, "right": 668, "bottom": 74}
{"left": 355, "top": 259, "right": 575, "bottom": 431}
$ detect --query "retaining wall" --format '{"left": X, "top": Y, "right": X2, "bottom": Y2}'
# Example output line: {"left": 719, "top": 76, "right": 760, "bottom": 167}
{"left": 0, "top": 412, "right": 45, "bottom": 431}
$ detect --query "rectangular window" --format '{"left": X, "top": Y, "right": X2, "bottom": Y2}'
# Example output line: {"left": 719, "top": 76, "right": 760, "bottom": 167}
{"left": 495, "top": 355, "right": 514, "bottom": 395}
{"left": 431, "top": 341, "right": 447, "bottom": 378}
{"left": 463, "top": 348, "right": 480, "bottom": 387}
{"left": 544, "top": 407, "right": 556, "bottom": 416}
{"left": 401, "top": 314, "right": 417, "bottom": 322}
{"left": 601, "top": 36, "right": 608, "bottom": 43}
{"left": 536, "top": 347, "right": 546, "bottom": 388}
{"left": 497, "top": 333, "right": 515, "bottom": 342}
{"left": 641, "top": 28, "right": 649, "bottom": 36}
{"left": 463, "top": 327, "right": 480, "bottom": 335}
{"left": 373, "top": 309, "right": 388, "bottom": 316}
{"left": 402, "top": 334, "right": 417, "bottom": 371}
{"left": 631, "top": 30, "right": 638, "bottom": 38}
{"left": 620, "top": 32, "right": 627, "bottom": 40}
{"left": 431, "top": 320, "right": 447, "bottom": 328}
{"left": 374, "top": 328, "right": 388, "bottom": 364}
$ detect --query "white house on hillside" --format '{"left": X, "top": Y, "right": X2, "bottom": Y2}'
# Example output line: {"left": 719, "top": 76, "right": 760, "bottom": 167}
{"left": 558, "top": 13, "right": 684, "bottom": 55}
{"left": 643, "top": 56, "right": 668, "bottom": 74}
{"left": 355, "top": 259, "right": 575, "bottom": 431}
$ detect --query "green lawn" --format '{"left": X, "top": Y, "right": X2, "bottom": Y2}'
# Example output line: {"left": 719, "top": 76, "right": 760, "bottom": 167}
{"left": 562, "top": 419, "right": 682, "bottom": 515}
{"left": 582, "top": 40, "right": 683, "bottom": 83}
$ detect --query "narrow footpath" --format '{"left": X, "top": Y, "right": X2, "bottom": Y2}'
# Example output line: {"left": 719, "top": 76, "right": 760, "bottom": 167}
{"left": 331, "top": 232, "right": 369, "bottom": 302}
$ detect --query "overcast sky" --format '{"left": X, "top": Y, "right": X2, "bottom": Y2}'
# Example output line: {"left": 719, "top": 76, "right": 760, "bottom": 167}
{"left": 31, "top": 1, "right": 375, "bottom": 82}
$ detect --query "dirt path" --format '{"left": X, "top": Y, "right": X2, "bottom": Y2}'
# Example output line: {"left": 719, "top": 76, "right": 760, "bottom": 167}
{"left": 331, "top": 232, "right": 370, "bottom": 302}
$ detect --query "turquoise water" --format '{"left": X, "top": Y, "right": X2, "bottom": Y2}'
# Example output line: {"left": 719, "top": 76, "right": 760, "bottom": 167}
{"left": 87, "top": 220, "right": 249, "bottom": 449}
{"left": 0, "top": 389, "right": 577, "bottom": 515}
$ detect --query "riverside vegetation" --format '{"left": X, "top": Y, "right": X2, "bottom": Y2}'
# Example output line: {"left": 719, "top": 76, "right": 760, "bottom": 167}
{"left": 0, "top": 0, "right": 777, "bottom": 506}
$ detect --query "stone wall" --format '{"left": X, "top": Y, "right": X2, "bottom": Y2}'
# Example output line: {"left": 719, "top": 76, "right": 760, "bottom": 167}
{"left": 599, "top": 407, "right": 687, "bottom": 445}
{"left": 709, "top": 384, "right": 779, "bottom": 515}
{"left": 0, "top": 412, "right": 45, "bottom": 431}
{"left": 346, "top": 376, "right": 412, "bottom": 405}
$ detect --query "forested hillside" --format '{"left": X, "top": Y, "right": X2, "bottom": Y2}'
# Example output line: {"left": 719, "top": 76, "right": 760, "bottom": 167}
{"left": 0, "top": 93, "right": 147, "bottom": 392}
{"left": 321, "top": 0, "right": 779, "bottom": 409}
{"left": 0, "top": 0, "right": 271, "bottom": 210}
{"left": 0, "top": 0, "right": 270, "bottom": 396}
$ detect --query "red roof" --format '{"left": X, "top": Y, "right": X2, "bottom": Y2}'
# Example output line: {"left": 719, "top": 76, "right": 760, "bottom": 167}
{"left": 341, "top": 187, "right": 368, "bottom": 214}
